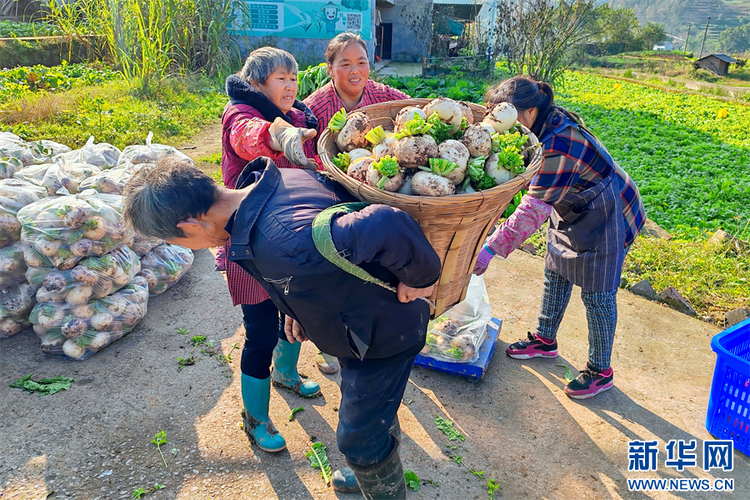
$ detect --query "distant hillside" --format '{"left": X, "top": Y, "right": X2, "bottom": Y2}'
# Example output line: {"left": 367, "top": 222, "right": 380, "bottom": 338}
{"left": 608, "top": 0, "right": 750, "bottom": 53}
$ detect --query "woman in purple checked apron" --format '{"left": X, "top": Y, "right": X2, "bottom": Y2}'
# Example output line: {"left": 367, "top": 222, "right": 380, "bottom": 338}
{"left": 473, "top": 76, "right": 646, "bottom": 399}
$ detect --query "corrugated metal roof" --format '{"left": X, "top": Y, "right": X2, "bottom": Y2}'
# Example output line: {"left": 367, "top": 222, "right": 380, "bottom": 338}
{"left": 698, "top": 54, "right": 738, "bottom": 63}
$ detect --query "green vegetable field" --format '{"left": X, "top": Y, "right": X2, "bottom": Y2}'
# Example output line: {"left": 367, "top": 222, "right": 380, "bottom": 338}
{"left": 558, "top": 73, "right": 750, "bottom": 236}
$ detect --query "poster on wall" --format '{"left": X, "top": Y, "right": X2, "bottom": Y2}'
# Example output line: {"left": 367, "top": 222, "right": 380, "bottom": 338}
{"left": 231, "top": 0, "right": 372, "bottom": 40}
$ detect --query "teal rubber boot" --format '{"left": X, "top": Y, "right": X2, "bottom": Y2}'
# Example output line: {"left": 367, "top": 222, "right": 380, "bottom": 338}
{"left": 241, "top": 374, "right": 287, "bottom": 453}
{"left": 271, "top": 339, "right": 321, "bottom": 398}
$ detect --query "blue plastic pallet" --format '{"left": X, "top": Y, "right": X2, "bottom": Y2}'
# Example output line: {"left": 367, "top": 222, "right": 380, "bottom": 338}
{"left": 414, "top": 318, "right": 502, "bottom": 380}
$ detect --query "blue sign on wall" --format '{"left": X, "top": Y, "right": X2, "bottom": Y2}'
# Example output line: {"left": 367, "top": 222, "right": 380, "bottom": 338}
{"left": 231, "top": 0, "right": 372, "bottom": 40}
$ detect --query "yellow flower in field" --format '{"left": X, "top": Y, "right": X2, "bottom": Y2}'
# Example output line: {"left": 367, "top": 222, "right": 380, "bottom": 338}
{"left": 613, "top": 83, "right": 622, "bottom": 91}
{"left": 717, "top": 108, "right": 728, "bottom": 118}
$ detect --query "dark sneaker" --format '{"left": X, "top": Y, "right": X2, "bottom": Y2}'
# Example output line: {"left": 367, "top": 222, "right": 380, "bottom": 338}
{"left": 564, "top": 365, "right": 614, "bottom": 399}
{"left": 506, "top": 332, "right": 558, "bottom": 359}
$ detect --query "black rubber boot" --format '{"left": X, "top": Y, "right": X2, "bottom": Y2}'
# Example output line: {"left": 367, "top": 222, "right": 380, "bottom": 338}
{"left": 333, "top": 417, "right": 402, "bottom": 494}
{"left": 347, "top": 435, "right": 406, "bottom": 500}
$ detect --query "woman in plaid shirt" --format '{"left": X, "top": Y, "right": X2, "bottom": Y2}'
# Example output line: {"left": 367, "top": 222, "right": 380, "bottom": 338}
{"left": 218, "top": 47, "right": 323, "bottom": 454}
{"left": 474, "top": 76, "right": 646, "bottom": 400}
{"left": 304, "top": 32, "right": 410, "bottom": 149}
{"left": 303, "top": 32, "right": 410, "bottom": 376}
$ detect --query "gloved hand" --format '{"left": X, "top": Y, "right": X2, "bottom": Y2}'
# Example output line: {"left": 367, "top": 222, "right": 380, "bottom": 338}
{"left": 268, "top": 117, "right": 318, "bottom": 170}
{"left": 472, "top": 245, "right": 495, "bottom": 275}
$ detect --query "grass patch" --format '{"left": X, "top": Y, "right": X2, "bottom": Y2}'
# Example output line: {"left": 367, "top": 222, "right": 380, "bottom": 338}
{"left": 208, "top": 166, "right": 223, "bottom": 186}
{"left": 198, "top": 152, "right": 221, "bottom": 165}
{"left": 196, "top": 153, "right": 223, "bottom": 185}
{"left": 524, "top": 224, "right": 749, "bottom": 320}
{"left": 623, "top": 233, "right": 750, "bottom": 322}
{"left": 1, "top": 76, "right": 225, "bottom": 149}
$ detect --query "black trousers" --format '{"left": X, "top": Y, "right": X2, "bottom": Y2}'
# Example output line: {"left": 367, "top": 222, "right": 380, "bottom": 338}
{"left": 337, "top": 355, "right": 415, "bottom": 466}
{"left": 240, "top": 300, "right": 285, "bottom": 379}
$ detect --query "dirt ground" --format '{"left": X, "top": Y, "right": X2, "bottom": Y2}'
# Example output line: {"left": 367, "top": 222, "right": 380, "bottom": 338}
{"left": 1, "top": 248, "right": 748, "bottom": 500}
{"left": 1, "top": 127, "right": 748, "bottom": 500}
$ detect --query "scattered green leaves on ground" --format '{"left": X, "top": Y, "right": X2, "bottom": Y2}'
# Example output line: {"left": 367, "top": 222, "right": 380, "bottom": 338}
{"left": 557, "top": 364, "right": 577, "bottom": 383}
{"left": 10, "top": 375, "right": 73, "bottom": 395}
{"left": 305, "top": 441, "right": 331, "bottom": 485}
{"left": 132, "top": 484, "right": 164, "bottom": 498}
{"left": 176, "top": 327, "right": 189, "bottom": 335}
{"left": 434, "top": 415, "right": 465, "bottom": 441}
{"left": 152, "top": 430, "right": 168, "bottom": 468}
{"left": 289, "top": 407, "right": 305, "bottom": 421}
{"left": 488, "top": 479, "right": 500, "bottom": 499}
{"left": 404, "top": 469, "right": 421, "bottom": 491}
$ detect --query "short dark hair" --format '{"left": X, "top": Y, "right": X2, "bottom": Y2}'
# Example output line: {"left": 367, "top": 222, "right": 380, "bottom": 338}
{"left": 122, "top": 156, "right": 219, "bottom": 239}
{"left": 325, "top": 32, "right": 368, "bottom": 65}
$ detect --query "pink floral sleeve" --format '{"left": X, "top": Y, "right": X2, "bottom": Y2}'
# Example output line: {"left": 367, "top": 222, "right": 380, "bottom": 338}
{"left": 485, "top": 194, "right": 553, "bottom": 258}
{"left": 229, "top": 117, "right": 283, "bottom": 163}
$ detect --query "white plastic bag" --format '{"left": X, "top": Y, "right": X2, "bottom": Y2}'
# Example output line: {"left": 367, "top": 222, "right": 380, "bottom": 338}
{"left": 0, "top": 281, "right": 37, "bottom": 339}
{"left": 54, "top": 136, "right": 121, "bottom": 170}
{"left": 0, "top": 139, "right": 70, "bottom": 166}
{"left": 138, "top": 244, "right": 193, "bottom": 296}
{"left": 0, "top": 178, "right": 48, "bottom": 249}
{"left": 0, "top": 242, "right": 28, "bottom": 289}
{"left": 420, "top": 275, "right": 492, "bottom": 363}
{"left": 30, "top": 276, "right": 149, "bottom": 359}
{"left": 18, "top": 192, "right": 133, "bottom": 270}
{"left": 117, "top": 132, "right": 193, "bottom": 166}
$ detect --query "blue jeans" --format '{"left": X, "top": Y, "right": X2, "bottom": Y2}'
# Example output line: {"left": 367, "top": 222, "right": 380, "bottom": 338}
{"left": 337, "top": 355, "right": 414, "bottom": 466}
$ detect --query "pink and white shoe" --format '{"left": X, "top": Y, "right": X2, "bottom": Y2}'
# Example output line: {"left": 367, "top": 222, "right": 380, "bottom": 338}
{"left": 564, "top": 364, "right": 614, "bottom": 399}
{"left": 506, "top": 332, "right": 558, "bottom": 359}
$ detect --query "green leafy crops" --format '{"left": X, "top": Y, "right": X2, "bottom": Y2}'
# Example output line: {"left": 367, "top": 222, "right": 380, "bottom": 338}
{"left": 0, "top": 62, "right": 119, "bottom": 101}
{"left": 558, "top": 72, "right": 750, "bottom": 235}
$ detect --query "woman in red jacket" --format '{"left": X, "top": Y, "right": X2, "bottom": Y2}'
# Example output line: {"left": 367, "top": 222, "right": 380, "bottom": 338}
{"left": 303, "top": 31, "right": 409, "bottom": 376}
{"left": 220, "top": 47, "right": 321, "bottom": 453}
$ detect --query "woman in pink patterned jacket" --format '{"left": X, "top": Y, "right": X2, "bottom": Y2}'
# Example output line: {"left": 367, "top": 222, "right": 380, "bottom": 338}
{"left": 303, "top": 32, "right": 410, "bottom": 377}
{"left": 219, "top": 47, "right": 322, "bottom": 454}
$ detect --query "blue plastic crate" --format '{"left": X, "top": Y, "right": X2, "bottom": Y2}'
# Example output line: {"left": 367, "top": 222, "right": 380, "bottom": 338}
{"left": 413, "top": 318, "right": 502, "bottom": 380}
{"left": 705, "top": 318, "right": 750, "bottom": 457}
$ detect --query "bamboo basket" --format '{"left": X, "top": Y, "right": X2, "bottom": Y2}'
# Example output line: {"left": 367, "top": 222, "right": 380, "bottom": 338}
{"left": 318, "top": 98, "right": 542, "bottom": 316}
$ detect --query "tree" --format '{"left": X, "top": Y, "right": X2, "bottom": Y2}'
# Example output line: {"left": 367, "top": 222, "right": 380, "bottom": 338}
{"left": 594, "top": 5, "right": 640, "bottom": 53}
{"left": 718, "top": 23, "right": 750, "bottom": 54}
{"left": 638, "top": 22, "right": 666, "bottom": 50}
{"left": 493, "top": 0, "right": 596, "bottom": 85}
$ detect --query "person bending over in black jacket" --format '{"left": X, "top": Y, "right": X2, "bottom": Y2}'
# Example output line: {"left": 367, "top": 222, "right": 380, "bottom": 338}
{"left": 122, "top": 155, "right": 441, "bottom": 500}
